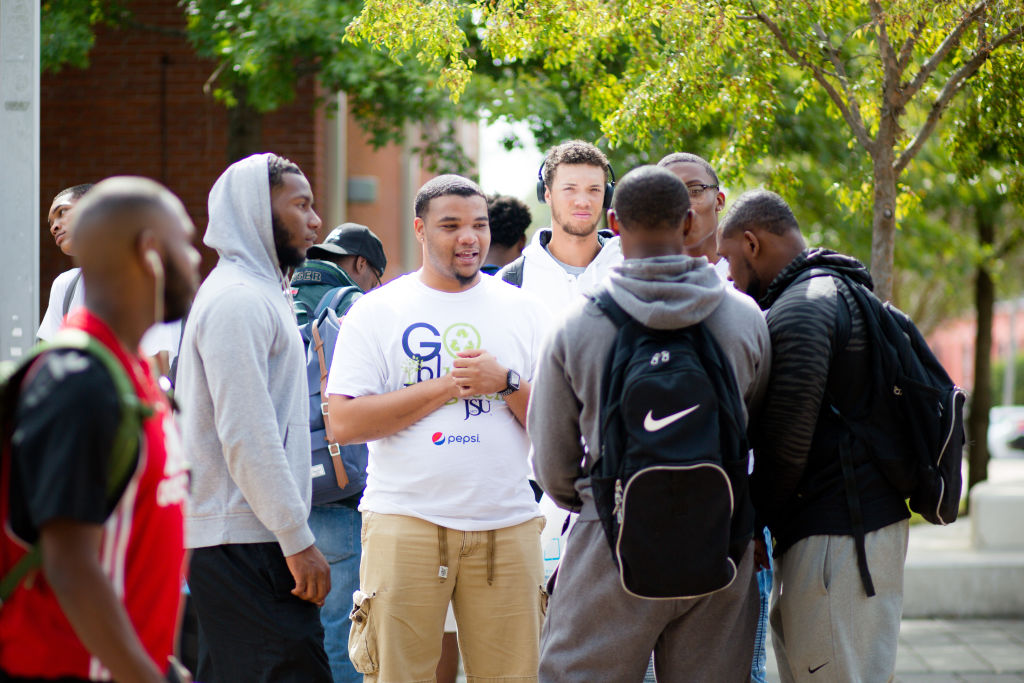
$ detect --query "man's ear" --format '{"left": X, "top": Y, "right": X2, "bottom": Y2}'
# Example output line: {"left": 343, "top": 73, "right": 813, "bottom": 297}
{"left": 743, "top": 229, "right": 761, "bottom": 257}
{"left": 607, "top": 209, "right": 621, "bottom": 236}
{"left": 413, "top": 216, "right": 425, "bottom": 243}
{"left": 354, "top": 255, "right": 369, "bottom": 275}
{"left": 681, "top": 208, "right": 694, "bottom": 238}
{"left": 136, "top": 230, "right": 161, "bottom": 273}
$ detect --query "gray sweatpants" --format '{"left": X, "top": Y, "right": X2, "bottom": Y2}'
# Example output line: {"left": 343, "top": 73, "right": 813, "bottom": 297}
{"left": 770, "top": 520, "right": 909, "bottom": 683}
{"left": 539, "top": 516, "right": 759, "bottom": 682}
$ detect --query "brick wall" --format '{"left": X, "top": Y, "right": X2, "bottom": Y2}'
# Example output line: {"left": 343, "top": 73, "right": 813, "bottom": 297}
{"left": 40, "top": 0, "right": 324, "bottom": 316}
{"left": 40, "top": 0, "right": 477, "bottom": 319}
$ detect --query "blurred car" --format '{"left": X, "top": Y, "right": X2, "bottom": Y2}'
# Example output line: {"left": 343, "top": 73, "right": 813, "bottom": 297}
{"left": 988, "top": 406, "right": 1024, "bottom": 459}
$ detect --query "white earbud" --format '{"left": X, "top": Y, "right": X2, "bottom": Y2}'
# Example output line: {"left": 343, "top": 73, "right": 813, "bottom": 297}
{"left": 145, "top": 250, "right": 164, "bottom": 280}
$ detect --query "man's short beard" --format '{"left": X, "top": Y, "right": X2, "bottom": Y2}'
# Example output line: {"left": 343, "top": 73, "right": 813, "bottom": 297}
{"left": 742, "top": 257, "right": 765, "bottom": 303}
{"left": 272, "top": 212, "right": 305, "bottom": 270}
{"left": 454, "top": 271, "right": 476, "bottom": 286}
{"left": 551, "top": 204, "right": 600, "bottom": 237}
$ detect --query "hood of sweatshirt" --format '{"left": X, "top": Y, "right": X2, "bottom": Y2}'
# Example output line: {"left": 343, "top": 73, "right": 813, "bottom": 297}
{"left": 606, "top": 255, "right": 726, "bottom": 330}
{"left": 521, "top": 227, "right": 622, "bottom": 274}
{"left": 204, "top": 153, "right": 284, "bottom": 286}
{"left": 759, "top": 247, "right": 873, "bottom": 309}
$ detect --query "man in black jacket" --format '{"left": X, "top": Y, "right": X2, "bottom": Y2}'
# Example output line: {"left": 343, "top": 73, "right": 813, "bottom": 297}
{"left": 717, "top": 189, "right": 909, "bottom": 683}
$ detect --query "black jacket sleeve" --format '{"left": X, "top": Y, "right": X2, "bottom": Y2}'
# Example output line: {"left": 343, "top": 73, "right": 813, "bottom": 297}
{"left": 750, "top": 275, "right": 838, "bottom": 521}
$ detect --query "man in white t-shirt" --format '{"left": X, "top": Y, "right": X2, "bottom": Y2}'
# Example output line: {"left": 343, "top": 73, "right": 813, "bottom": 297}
{"left": 38, "top": 183, "right": 182, "bottom": 365}
{"left": 327, "top": 174, "right": 549, "bottom": 681}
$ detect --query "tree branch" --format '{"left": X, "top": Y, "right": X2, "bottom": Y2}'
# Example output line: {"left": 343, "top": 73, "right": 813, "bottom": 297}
{"left": 750, "top": 10, "right": 875, "bottom": 154}
{"left": 896, "top": 18, "right": 928, "bottom": 73}
{"left": 899, "top": 0, "right": 991, "bottom": 107}
{"left": 868, "top": 1, "right": 901, "bottom": 83}
{"left": 812, "top": 22, "right": 870, "bottom": 147}
{"left": 895, "top": 23, "right": 1024, "bottom": 174}
{"left": 995, "top": 225, "right": 1024, "bottom": 260}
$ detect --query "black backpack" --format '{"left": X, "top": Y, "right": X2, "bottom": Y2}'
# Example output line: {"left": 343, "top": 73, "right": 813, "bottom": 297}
{"left": 590, "top": 289, "right": 753, "bottom": 600}
{"left": 809, "top": 268, "right": 966, "bottom": 595}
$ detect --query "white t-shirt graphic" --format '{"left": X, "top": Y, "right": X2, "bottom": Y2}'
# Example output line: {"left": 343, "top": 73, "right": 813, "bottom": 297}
{"left": 327, "top": 272, "right": 550, "bottom": 531}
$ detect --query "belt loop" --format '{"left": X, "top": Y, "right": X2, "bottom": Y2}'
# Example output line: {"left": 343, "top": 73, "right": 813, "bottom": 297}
{"left": 438, "top": 525, "right": 449, "bottom": 581}
{"left": 487, "top": 529, "right": 496, "bottom": 586}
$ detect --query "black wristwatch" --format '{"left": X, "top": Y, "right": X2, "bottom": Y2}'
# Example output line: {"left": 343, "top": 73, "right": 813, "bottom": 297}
{"left": 497, "top": 369, "right": 521, "bottom": 398}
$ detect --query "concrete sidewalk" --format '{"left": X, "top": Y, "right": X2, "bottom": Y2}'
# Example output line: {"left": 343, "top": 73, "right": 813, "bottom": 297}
{"left": 765, "top": 618, "right": 1024, "bottom": 681}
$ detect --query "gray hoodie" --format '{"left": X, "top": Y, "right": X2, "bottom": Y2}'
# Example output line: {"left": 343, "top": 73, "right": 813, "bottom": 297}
{"left": 178, "top": 153, "right": 314, "bottom": 556}
{"left": 528, "top": 255, "right": 771, "bottom": 516}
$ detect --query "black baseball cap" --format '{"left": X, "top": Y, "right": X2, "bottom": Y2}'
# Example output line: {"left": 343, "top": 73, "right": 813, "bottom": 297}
{"left": 307, "top": 223, "right": 387, "bottom": 275}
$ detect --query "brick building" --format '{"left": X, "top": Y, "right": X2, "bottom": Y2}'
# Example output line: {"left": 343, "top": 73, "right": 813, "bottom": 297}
{"left": 40, "top": 0, "right": 477, "bottom": 318}
{"left": 928, "top": 297, "right": 1024, "bottom": 399}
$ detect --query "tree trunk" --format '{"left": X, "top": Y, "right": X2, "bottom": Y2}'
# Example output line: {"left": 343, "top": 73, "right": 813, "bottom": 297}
{"left": 967, "top": 208, "right": 996, "bottom": 493}
{"left": 226, "top": 85, "right": 263, "bottom": 164}
{"left": 870, "top": 149, "right": 898, "bottom": 303}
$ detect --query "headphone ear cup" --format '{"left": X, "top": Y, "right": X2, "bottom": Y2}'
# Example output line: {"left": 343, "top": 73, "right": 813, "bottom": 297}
{"left": 603, "top": 183, "right": 615, "bottom": 210}
{"left": 536, "top": 178, "right": 547, "bottom": 204}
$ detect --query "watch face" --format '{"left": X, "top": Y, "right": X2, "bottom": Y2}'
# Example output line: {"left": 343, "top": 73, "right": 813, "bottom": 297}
{"left": 500, "top": 369, "right": 520, "bottom": 397}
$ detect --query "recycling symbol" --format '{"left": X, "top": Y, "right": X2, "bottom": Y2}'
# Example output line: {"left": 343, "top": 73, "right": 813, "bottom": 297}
{"left": 443, "top": 323, "right": 482, "bottom": 357}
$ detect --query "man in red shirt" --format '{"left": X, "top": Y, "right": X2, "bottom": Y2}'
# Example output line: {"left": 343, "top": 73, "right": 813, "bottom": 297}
{"left": 1, "top": 176, "right": 200, "bottom": 682}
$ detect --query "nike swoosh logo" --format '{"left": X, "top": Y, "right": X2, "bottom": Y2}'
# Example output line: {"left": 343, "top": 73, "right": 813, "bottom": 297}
{"left": 808, "top": 662, "right": 829, "bottom": 674}
{"left": 643, "top": 405, "right": 699, "bottom": 432}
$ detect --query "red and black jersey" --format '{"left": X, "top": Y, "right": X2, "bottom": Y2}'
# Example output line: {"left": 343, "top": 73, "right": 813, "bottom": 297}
{"left": 0, "top": 310, "right": 188, "bottom": 680}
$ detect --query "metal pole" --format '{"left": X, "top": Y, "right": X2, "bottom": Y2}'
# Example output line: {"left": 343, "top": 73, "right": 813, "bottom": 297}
{"left": 0, "top": 0, "right": 40, "bottom": 362}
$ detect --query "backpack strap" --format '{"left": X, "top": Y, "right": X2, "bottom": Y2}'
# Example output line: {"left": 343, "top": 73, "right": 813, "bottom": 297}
{"left": 792, "top": 267, "right": 879, "bottom": 597}
{"left": 501, "top": 256, "right": 526, "bottom": 288}
{"left": 590, "top": 288, "right": 631, "bottom": 328}
{"left": 314, "top": 285, "right": 362, "bottom": 319}
{"left": 1, "top": 331, "right": 147, "bottom": 602}
{"left": 309, "top": 309, "right": 349, "bottom": 492}
{"left": 62, "top": 270, "right": 83, "bottom": 317}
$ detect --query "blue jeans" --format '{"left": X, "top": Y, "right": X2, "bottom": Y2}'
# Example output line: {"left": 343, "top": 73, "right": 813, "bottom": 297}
{"left": 309, "top": 503, "right": 363, "bottom": 683}
{"left": 751, "top": 527, "right": 774, "bottom": 683}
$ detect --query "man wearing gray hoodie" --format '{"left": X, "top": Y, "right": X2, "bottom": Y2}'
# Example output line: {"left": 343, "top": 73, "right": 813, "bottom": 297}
{"left": 177, "top": 154, "right": 331, "bottom": 682}
{"left": 529, "top": 166, "right": 771, "bottom": 681}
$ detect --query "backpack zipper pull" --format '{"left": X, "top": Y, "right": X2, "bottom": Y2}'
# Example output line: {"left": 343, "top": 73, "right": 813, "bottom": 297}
{"left": 613, "top": 479, "right": 624, "bottom": 524}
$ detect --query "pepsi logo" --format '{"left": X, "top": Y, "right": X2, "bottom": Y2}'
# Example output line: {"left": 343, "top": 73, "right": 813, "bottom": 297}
{"left": 432, "top": 432, "right": 445, "bottom": 445}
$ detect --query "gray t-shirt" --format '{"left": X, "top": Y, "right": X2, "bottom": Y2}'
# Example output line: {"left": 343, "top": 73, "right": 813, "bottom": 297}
{"left": 543, "top": 245, "right": 587, "bottom": 276}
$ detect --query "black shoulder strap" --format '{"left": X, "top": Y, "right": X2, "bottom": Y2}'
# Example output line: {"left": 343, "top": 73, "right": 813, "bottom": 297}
{"left": 501, "top": 256, "right": 526, "bottom": 288}
{"left": 590, "top": 288, "right": 631, "bottom": 328}
{"left": 797, "top": 267, "right": 879, "bottom": 598}
{"left": 62, "top": 270, "right": 83, "bottom": 317}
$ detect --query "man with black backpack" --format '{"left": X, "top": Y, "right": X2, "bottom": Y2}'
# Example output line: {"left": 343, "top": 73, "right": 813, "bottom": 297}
{"left": 529, "top": 166, "right": 771, "bottom": 681}
{"left": 290, "top": 222, "right": 386, "bottom": 683}
{"left": 1, "top": 177, "right": 199, "bottom": 682}
{"left": 717, "top": 190, "right": 915, "bottom": 682}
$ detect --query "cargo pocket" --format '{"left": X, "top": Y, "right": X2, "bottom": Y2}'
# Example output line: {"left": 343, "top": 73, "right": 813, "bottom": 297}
{"left": 348, "top": 590, "right": 379, "bottom": 674}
